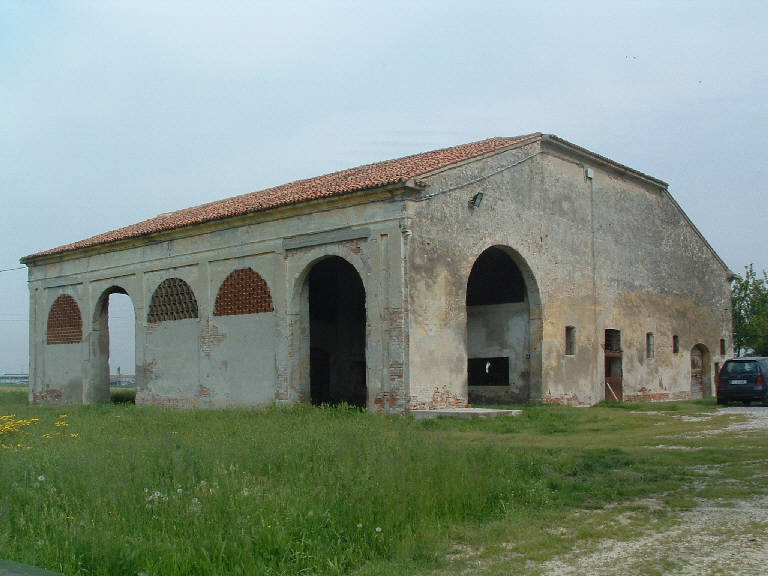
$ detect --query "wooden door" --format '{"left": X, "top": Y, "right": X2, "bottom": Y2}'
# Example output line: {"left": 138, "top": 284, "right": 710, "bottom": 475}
{"left": 690, "top": 347, "right": 704, "bottom": 399}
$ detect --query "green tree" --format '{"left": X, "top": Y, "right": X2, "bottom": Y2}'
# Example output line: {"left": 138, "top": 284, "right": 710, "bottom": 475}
{"left": 731, "top": 264, "right": 768, "bottom": 356}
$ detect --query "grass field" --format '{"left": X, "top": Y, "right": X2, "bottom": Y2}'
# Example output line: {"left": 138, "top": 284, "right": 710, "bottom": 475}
{"left": 1, "top": 387, "right": 766, "bottom": 575}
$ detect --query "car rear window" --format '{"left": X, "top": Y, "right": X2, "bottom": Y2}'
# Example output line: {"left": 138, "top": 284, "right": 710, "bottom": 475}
{"left": 721, "top": 361, "right": 760, "bottom": 375}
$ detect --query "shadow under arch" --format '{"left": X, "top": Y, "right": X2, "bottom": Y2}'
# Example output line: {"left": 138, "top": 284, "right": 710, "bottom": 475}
{"left": 288, "top": 254, "right": 368, "bottom": 408}
{"left": 463, "top": 244, "right": 543, "bottom": 403}
{"left": 90, "top": 285, "right": 137, "bottom": 403}
{"left": 690, "top": 343, "right": 711, "bottom": 399}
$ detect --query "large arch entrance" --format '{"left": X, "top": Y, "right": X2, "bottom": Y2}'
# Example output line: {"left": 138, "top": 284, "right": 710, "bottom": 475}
{"left": 91, "top": 287, "right": 136, "bottom": 403}
{"left": 466, "top": 246, "right": 541, "bottom": 404}
{"left": 308, "top": 257, "right": 367, "bottom": 407}
{"left": 690, "top": 344, "right": 711, "bottom": 399}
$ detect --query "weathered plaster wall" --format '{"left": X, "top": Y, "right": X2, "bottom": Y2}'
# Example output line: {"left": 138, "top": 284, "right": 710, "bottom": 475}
{"left": 405, "top": 140, "right": 731, "bottom": 407}
{"left": 27, "top": 191, "right": 410, "bottom": 412}
{"left": 26, "top": 139, "right": 732, "bottom": 411}
{"left": 467, "top": 302, "right": 529, "bottom": 401}
{"left": 405, "top": 142, "right": 548, "bottom": 408}
{"left": 41, "top": 343, "right": 83, "bottom": 403}
{"left": 582, "top": 151, "right": 732, "bottom": 402}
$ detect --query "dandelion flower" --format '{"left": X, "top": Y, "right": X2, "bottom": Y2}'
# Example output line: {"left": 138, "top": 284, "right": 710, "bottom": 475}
{"left": 375, "top": 527, "right": 382, "bottom": 533}
{"left": 37, "top": 475, "right": 45, "bottom": 482}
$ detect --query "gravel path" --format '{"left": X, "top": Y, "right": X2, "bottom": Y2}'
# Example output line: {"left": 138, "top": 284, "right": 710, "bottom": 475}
{"left": 539, "top": 407, "right": 768, "bottom": 576}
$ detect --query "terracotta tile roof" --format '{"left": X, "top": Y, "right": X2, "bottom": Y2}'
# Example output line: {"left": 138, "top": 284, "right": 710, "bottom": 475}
{"left": 25, "top": 134, "right": 541, "bottom": 260}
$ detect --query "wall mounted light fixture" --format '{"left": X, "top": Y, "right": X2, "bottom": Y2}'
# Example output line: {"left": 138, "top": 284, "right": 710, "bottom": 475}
{"left": 469, "top": 192, "right": 483, "bottom": 208}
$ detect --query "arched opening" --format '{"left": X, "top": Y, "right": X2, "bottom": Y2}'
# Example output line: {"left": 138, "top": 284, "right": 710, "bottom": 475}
{"left": 92, "top": 287, "right": 136, "bottom": 403}
{"left": 466, "top": 246, "right": 538, "bottom": 404}
{"left": 308, "top": 257, "right": 366, "bottom": 407}
{"left": 214, "top": 268, "right": 274, "bottom": 316}
{"left": 47, "top": 294, "right": 83, "bottom": 345}
{"left": 690, "top": 344, "right": 711, "bottom": 399}
{"left": 148, "top": 278, "right": 198, "bottom": 323}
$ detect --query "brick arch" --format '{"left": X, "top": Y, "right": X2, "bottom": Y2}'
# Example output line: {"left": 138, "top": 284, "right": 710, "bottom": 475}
{"left": 47, "top": 294, "right": 82, "bottom": 344}
{"left": 147, "top": 278, "right": 199, "bottom": 323}
{"left": 214, "top": 268, "right": 274, "bottom": 316}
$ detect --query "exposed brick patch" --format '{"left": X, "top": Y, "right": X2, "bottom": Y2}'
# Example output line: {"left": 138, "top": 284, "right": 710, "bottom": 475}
{"left": 32, "top": 389, "right": 63, "bottom": 404}
{"left": 136, "top": 393, "right": 199, "bottom": 409}
{"left": 624, "top": 386, "right": 671, "bottom": 402}
{"left": 542, "top": 393, "right": 585, "bottom": 406}
{"left": 213, "top": 268, "right": 274, "bottom": 316}
{"left": 47, "top": 294, "right": 82, "bottom": 345}
{"left": 199, "top": 317, "right": 226, "bottom": 356}
{"left": 383, "top": 307, "right": 407, "bottom": 413}
{"left": 409, "top": 385, "right": 468, "bottom": 410}
{"left": 374, "top": 390, "right": 402, "bottom": 413}
{"left": 147, "top": 278, "right": 198, "bottom": 323}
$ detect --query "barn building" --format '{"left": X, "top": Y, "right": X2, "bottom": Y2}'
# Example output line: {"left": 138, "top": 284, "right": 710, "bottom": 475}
{"left": 21, "top": 134, "right": 733, "bottom": 410}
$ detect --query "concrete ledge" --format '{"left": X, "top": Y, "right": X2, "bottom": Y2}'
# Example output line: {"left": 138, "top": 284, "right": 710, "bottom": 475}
{"left": 0, "top": 559, "right": 63, "bottom": 576}
{"left": 409, "top": 407, "right": 522, "bottom": 420}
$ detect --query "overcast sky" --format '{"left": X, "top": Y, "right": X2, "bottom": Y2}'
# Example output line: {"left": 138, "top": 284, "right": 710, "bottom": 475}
{"left": 1, "top": 1, "right": 766, "bottom": 375}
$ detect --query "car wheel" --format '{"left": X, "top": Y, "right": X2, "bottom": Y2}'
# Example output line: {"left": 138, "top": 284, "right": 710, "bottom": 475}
{"left": 743, "top": 400, "right": 752, "bottom": 406}
{"left": 762, "top": 393, "right": 768, "bottom": 407}
{"left": 717, "top": 398, "right": 727, "bottom": 405}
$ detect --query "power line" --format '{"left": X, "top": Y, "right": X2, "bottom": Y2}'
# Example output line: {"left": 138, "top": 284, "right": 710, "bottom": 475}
{"left": 0, "top": 266, "right": 25, "bottom": 273}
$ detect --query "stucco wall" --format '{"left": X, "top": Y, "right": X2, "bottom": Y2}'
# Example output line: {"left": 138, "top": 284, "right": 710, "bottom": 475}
{"left": 467, "top": 302, "right": 529, "bottom": 400}
{"left": 405, "top": 140, "right": 731, "bottom": 407}
{"left": 25, "top": 139, "right": 732, "bottom": 410}
{"left": 405, "top": 142, "right": 548, "bottom": 408}
{"left": 26, "top": 191, "right": 410, "bottom": 412}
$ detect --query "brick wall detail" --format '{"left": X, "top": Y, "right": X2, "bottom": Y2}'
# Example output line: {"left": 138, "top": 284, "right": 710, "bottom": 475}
{"left": 147, "top": 278, "right": 199, "bottom": 323}
{"left": 47, "top": 294, "right": 82, "bottom": 345}
{"left": 213, "top": 268, "right": 274, "bottom": 316}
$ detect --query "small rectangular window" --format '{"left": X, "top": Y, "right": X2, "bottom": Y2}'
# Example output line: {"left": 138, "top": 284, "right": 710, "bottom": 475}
{"left": 673, "top": 334, "right": 679, "bottom": 354}
{"left": 646, "top": 332, "right": 654, "bottom": 359}
{"left": 720, "top": 338, "right": 726, "bottom": 355}
{"left": 605, "top": 329, "right": 621, "bottom": 352}
{"left": 565, "top": 326, "right": 575, "bottom": 356}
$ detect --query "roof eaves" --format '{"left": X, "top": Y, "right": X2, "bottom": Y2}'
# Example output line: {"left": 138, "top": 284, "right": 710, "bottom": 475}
{"left": 20, "top": 178, "right": 420, "bottom": 265}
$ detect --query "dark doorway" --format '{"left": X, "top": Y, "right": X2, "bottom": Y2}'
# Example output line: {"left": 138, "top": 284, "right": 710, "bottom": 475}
{"left": 466, "top": 246, "right": 529, "bottom": 404}
{"left": 604, "top": 329, "right": 623, "bottom": 401}
{"left": 308, "top": 257, "right": 366, "bottom": 407}
{"left": 92, "top": 287, "right": 136, "bottom": 404}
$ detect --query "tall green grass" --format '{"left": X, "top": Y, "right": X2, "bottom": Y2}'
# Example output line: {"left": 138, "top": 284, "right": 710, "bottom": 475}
{"left": 0, "top": 389, "right": 762, "bottom": 575}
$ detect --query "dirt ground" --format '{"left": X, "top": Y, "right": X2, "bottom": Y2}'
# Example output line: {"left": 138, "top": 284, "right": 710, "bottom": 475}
{"left": 539, "top": 407, "right": 768, "bottom": 576}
